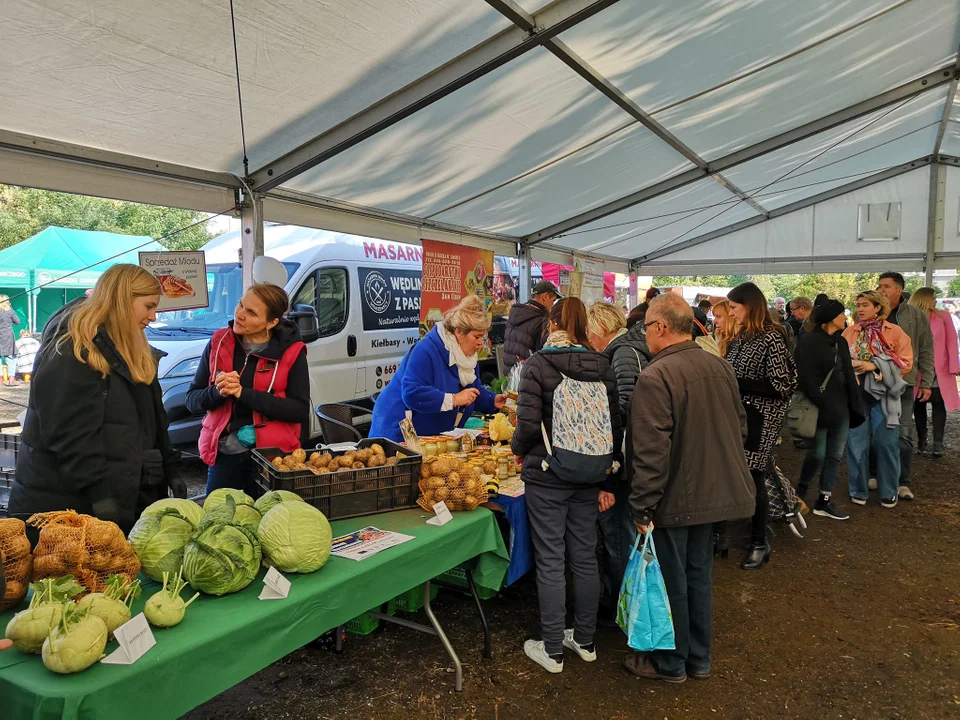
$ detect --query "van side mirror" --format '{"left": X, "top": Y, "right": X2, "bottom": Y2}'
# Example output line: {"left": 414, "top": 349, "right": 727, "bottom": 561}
{"left": 288, "top": 303, "right": 320, "bottom": 343}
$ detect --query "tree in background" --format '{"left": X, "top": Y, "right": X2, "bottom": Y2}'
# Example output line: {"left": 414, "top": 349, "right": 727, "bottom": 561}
{"left": 655, "top": 272, "right": 888, "bottom": 308}
{"left": 948, "top": 276, "right": 960, "bottom": 297}
{"left": 0, "top": 185, "right": 218, "bottom": 251}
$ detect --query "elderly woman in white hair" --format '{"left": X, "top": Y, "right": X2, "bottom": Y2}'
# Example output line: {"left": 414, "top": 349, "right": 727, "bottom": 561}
{"left": 370, "top": 296, "right": 507, "bottom": 442}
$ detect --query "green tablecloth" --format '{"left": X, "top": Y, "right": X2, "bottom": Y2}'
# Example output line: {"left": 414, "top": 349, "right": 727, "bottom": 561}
{"left": 0, "top": 508, "right": 509, "bottom": 720}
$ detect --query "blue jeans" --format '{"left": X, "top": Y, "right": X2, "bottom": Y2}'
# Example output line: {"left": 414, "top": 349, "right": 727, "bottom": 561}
{"left": 650, "top": 524, "right": 714, "bottom": 678}
{"left": 846, "top": 397, "right": 899, "bottom": 501}
{"left": 797, "top": 417, "right": 850, "bottom": 497}
{"left": 598, "top": 481, "right": 636, "bottom": 615}
{"left": 1, "top": 356, "right": 15, "bottom": 378}
{"left": 206, "top": 450, "right": 259, "bottom": 497}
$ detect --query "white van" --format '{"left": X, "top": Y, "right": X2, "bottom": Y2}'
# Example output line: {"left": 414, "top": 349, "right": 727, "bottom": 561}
{"left": 153, "top": 225, "right": 428, "bottom": 447}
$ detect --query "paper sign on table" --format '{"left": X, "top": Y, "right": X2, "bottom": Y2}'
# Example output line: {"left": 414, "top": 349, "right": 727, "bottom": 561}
{"left": 426, "top": 501, "right": 453, "bottom": 526}
{"left": 330, "top": 526, "right": 415, "bottom": 561}
{"left": 101, "top": 613, "right": 155, "bottom": 665}
{"left": 259, "top": 566, "right": 291, "bottom": 600}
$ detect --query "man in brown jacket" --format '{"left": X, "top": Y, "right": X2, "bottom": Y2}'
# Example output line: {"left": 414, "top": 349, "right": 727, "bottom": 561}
{"left": 624, "top": 294, "right": 755, "bottom": 684}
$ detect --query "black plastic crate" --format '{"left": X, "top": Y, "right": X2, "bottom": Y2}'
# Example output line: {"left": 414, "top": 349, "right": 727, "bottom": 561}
{"left": 0, "top": 468, "right": 14, "bottom": 516}
{"left": 252, "top": 439, "right": 421, "bottom": 520}
{"left": 0, "top": 433, "right": 21, "bottom": 471}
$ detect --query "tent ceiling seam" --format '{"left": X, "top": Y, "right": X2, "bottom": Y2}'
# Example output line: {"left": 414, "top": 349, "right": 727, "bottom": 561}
{"left": 248, "top": 0, "right": 623, "bottom": 192}
{"left": 635, "top": 156, "right": 933, "bottom": 266}
{"left": 523, "top": 63, "right": 958, "bottom": 245}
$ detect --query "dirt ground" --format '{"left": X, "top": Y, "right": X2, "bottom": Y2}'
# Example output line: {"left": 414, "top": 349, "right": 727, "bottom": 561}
{"left": 2, "top": 384, "right": 958, "bottom": 719}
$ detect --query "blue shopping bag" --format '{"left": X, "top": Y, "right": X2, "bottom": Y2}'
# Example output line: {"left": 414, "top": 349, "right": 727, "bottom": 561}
{"left": 616, "top": 533, "right": 675, "bottom": 652}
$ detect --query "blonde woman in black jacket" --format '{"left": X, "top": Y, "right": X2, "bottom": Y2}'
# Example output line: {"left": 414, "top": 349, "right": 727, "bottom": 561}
{"left": 512, "top": 298, "right": 621, "bottom": 675}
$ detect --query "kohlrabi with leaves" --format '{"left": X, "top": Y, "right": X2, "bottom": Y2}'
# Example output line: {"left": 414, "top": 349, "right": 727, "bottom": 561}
{"left": 41, "top": 602, "right": 108, "bottom": 674}
{"left": 144, "top": 568, "right": 199, "bottom": 628}
{"left": 75, "top": 574, "right": 141, "bottom": 638}
{"left": 4, "top": 576, "right": 84, "bottom": 654}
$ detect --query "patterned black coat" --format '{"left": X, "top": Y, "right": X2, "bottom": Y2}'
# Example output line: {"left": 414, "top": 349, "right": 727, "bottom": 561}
{"left": 726, "top": 327, "right": 797, "bottom": 472}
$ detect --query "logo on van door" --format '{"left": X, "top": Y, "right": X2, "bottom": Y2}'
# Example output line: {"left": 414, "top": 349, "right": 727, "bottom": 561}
{"left": 359, "top": 267, "right": 421, "bottom": 331}
{"left": 363, "top": 271, "right": 391, "bottom": 314}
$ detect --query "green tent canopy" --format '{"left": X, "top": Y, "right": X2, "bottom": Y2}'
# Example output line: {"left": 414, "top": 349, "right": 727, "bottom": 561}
{"left": 0, "top": 226, "right": 165, "bottom": 331}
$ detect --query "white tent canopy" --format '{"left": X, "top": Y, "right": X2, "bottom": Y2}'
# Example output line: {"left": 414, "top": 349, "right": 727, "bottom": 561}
{"left": 1, "top": 0, "right": 959, "bottom": 279}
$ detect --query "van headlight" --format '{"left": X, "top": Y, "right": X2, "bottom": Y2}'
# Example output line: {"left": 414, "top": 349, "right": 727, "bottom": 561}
{"left": 164, "top": 356, "right": 201, "bottom": 379}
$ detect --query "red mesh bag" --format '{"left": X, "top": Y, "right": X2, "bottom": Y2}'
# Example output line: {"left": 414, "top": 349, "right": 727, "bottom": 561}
{"left": 29, "top": 511, "right": 140, "bottom": 596}
{"left": 0, "top": 518, "right": 32, "bottom": 610}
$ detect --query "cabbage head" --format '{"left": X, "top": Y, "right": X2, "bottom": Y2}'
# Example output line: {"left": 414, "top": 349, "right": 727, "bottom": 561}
{"left": 233, "top": 504, "right": 263, "bottom": 535}
{"left": 203, "top": 488, "right": 255, "bottom": 514}
{"left": 128, "top": 509, "right": 196, "bottom": 582}
{"left": 258, "top": 502, "right": 332, "bottom": 574}
{"left": 254, "top": 490, "right": 304, "bottom": 516}
{"left": 183, "top": 497, "right": 262, "bottom": 595}
{"left": 141, "top": 498, "right": 205, "bottom": 526}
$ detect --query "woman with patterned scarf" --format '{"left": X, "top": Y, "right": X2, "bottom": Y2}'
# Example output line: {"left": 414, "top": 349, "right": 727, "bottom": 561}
{"left": 842, "top": 291, "right": 913, "bottom": 509}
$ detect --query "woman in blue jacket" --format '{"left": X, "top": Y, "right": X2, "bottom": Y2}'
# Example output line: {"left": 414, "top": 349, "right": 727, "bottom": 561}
{"left": 370, "top": 295, "right": 506, "bottom": 441}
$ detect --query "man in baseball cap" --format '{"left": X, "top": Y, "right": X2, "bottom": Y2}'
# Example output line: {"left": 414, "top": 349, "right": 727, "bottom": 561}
{"left": 504, "top": 281, "right": 562, "bottom": 371}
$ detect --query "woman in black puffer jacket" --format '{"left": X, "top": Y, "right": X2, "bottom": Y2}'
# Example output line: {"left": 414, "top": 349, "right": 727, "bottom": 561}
{"left": 512, "top": 298, "right": 622, "bottom": 674}
{"left": 10, "top": 265, "right": 183, "bottom": 539}
{"left": 604, "top": 303, "right": 653, "bottom": 416}
{"left": 794, "top": 300, "right": 864, "bottom": 519}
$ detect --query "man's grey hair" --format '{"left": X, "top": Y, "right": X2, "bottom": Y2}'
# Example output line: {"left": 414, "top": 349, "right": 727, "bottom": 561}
{"left": 648, "top": 294, "right": 694, "bottom": 335}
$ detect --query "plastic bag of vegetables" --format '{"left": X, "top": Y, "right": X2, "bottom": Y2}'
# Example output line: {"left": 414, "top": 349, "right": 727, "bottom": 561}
{"left": 203, "top": 488, "right": 256, "bottom": 514}
{"left": 75, "top": 574, "right": 141, "bottom": 638}
{"left": 42, "top": 602, "right": 108, "bottom": 674}
{"left": 254, "top": 490, "right": 304, "bottom": 516}
{"left": 1, "top": 518, "right": 33, "bottom": 610}
{"left": 258, "top": 502, "right": 332, "bottom": 574}
{"left": 5, "top": 576, "right": 85, "bottom": 653}
{"left": 183, "top": 497, "right": 262, "bottom": 596}
{"left": 128, "top": 508, "right": 196, "bottom": 582}
{"left": 141, "top": 498, "right": 204, "bottom": 527}
{"left": 144, "top": 568, "right": 199, "bottom": 628}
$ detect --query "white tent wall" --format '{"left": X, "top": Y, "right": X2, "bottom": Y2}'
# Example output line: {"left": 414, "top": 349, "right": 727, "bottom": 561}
{"left": 939, "top": 164, "right": 960, "bottom": 266}
{"left": 642, "top": 166, "right": 932, "bottom": 275}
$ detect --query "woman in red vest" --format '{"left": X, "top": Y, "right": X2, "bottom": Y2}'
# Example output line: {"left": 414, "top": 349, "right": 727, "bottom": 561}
{"left": 186, "top": 283, "right": 309, "bottom": 496}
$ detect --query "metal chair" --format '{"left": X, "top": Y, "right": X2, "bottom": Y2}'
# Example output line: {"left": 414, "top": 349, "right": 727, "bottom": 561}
{"left": 315, "top": 403, "right": 370, "bottom": 444}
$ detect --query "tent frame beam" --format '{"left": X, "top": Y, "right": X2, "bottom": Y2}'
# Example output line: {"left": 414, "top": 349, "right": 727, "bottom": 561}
{"left": 0, "top": 128, "right": 240, "bottom": 190}
{"left": 635, "top": 156, "right": 934, "bottom": 266}
{"left": 524, "top": 64, "right": 958, "bottom": 245}
{"left": 640, "top": 251, "right": 926, "bottom": 270}
{"left": 487, "top": 0, "right": 769, "bottom": 217}
{"left": 925, "top": 162, "right": 947, "bottom": 284}
{"left": 247, "top": 0, "right": 622, "bottom": 193}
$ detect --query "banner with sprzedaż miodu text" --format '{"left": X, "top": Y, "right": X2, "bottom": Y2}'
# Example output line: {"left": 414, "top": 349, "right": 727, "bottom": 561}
{"left": 419, "top": 239, "right": 494, "bottom": 343}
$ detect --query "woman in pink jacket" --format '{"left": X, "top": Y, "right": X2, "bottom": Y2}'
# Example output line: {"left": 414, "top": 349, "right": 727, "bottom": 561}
{"left": 909, "top": 288, "right": 960, "bottom": 458}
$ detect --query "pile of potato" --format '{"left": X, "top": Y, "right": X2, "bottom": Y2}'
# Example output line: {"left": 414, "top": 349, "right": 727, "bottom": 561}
{"left": 418, "top": 455, "right": 484, "bottom": 511}
{"left": 270, "top": 444, "right": 400, "bottom": 475}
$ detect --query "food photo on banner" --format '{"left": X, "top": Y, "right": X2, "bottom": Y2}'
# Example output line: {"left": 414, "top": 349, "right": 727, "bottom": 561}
{"left": 419, "top": 239, "right": 495, "bottom": 354}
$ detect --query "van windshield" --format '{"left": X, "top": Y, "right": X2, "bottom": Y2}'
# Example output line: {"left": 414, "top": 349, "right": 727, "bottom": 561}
{"left": 147, "top": 261, "right": 299, "bottom": 338}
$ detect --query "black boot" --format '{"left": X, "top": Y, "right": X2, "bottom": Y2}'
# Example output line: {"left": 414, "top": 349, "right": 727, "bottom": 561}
{"left": 917, "top": 432, "right": 928, "bottom": 454}
{"left": 740, "top": 541, "right": 770, "bottom": 570}
{"left": 932, "top": 441, "right": 943, "bottom": 459}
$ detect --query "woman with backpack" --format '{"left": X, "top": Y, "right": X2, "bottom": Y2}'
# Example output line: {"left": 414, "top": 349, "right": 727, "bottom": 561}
{"left": 725, "top": 283, "right": 797, "bottom": 570}
{"left": 512, "top": 297, "right": 622, "bottom": 674}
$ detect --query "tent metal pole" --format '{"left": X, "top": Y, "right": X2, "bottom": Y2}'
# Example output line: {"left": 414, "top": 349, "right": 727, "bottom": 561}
{"left": 925, "top": 162, "right": 946, "bottom": 285}
{"left": 524, "top": 65, "right": 957, "bottom": 245}
{"left": 240, "top": 193, "right": 264, "bottom": 291}
{"left": 518, "top": 245, "right": 532, "bottom": 303}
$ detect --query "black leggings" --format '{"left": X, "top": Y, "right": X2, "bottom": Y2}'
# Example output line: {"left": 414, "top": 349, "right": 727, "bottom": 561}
{"left": 914, "top": 387, "right": 946, "bottom": 446}
{"left": 750, "top": 468, "right": 768, "bottom": 545}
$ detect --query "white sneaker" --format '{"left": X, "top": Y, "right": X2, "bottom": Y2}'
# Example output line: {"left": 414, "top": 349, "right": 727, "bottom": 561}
{"left": 881, "top": 495, "right": 899, "bottom": 509}
{"left": 850, "top": 497, "right": 867, "bottom": 506}
{"left": 563, "top": 629, "right": 597, "bottom": 662}
{"left": 898, "top": 486, "right": 915, "bottom": 501}
{"left": 868, "top": 477, "right": 878, "bottom": 491}
{"left": 524, "top": 639, "right": 563, "bottom": 674}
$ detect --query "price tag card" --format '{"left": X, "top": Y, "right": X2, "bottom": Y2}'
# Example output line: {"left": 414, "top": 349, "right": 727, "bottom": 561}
{"left": 101, "top": 613, "right": 156, "bottom": 665}
{"left": 426, "top": 501, "right": 453, "bottom": 527}
{"left": 259, "top": 566, "right": 291, "bottom": 600}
